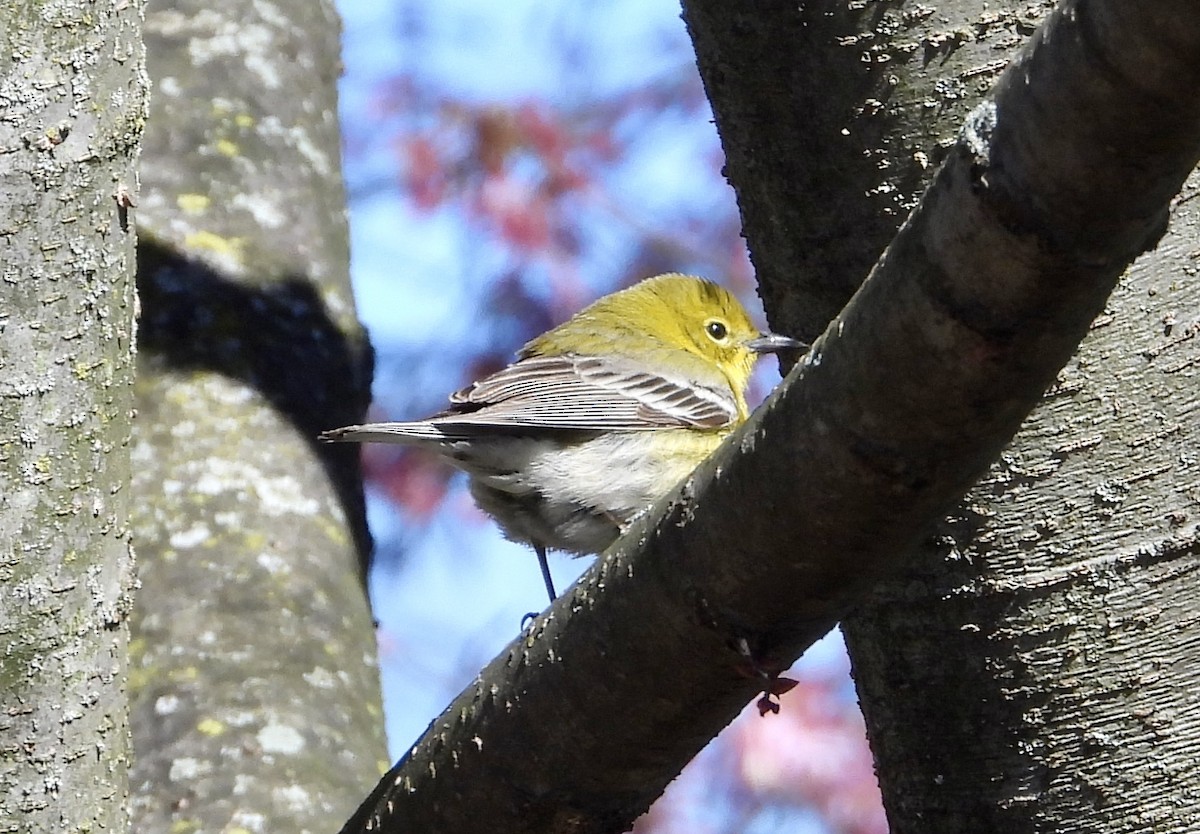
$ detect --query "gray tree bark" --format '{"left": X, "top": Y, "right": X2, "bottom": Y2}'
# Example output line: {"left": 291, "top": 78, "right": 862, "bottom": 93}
{"left": 688, "top": 0, "right": 1059, "bottom": 340}
{"left": 336, "top": 0, "right": 1200, "bottom": 832}
{"left": 0, "top": 1, "right": 147, "bottom": 831}
{"left": 692, "top": 0, "right": 1200, "bottom": 831}
{"left": 126, "top": 2, "right": 386, "bottom": 832}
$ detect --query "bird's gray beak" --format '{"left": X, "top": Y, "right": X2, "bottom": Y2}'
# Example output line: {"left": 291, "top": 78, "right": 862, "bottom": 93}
{"left": 746, "top": 332, "right": 807, "bottom": 354}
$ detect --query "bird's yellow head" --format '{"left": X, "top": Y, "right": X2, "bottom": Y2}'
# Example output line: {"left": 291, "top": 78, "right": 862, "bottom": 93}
{"left": 522, "top": 273, "right": 802, "bottom": 418}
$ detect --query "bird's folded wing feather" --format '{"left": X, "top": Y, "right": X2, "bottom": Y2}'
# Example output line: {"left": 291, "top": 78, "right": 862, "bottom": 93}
{"left": 438, "top": 354, "right": 737, "bottom": 430}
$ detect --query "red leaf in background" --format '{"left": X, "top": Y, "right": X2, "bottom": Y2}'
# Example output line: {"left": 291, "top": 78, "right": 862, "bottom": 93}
{"left": 404, "top": 135, "right": 446, "bottom": 209}
{"left": 374, "top": 449, "right": 454, "bottom": 520}
{"left": 474, "top": 107, "right": 522, "bottom": 175}
{"left": 516, "top": 103, "right": 568, "bottom": 165}
{"left": 583, "top": 128, "right": 619, "bottom": 162}
{"left": 544, "top": 166, "right": 588, "bottom": 199}
{"left": 477, "top": 174, "right": 552, "bottom": 250}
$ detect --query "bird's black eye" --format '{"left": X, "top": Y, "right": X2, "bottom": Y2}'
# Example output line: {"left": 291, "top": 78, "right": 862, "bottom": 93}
{"left": 705, "top": 319, "right": 728, "bottom": 341}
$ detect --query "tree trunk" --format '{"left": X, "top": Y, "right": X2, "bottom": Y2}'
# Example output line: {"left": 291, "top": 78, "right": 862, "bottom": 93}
{"left": 692, "top": 0, "right": 1200, "bottom": 830}
{"left": 0, "top": 1, "right": 147, "bottom": 831}
{"left": 126, "top": 2, "right": 386, "bottom": 832}
{"left": 687, "top": 0, "right": 1058, "bottom": 339}
{"left": 843, "top": 180, "right": 1200, "bottom": 832}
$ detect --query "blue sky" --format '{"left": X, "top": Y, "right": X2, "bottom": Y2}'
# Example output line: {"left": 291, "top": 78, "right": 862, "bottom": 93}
{"left": 335, "top": 0, "right": 766, "bottom": 760}
{"left": 334, "top": 8, "right": 865, "bottom": 832}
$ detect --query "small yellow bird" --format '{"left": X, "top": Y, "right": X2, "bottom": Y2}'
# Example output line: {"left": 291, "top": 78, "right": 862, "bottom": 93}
{"left": 320, "top": 273, "right": 802, "bottom": 601}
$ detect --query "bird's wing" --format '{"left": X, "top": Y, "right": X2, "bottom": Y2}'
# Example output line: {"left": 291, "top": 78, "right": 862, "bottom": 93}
{"left": 438, "top": 354, "right": 737, "bottom": 431}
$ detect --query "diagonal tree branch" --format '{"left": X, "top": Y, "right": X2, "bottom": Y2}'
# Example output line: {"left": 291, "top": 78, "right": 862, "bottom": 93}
{"left": 338, "top": 1, "right": 1200, "bottom": 832}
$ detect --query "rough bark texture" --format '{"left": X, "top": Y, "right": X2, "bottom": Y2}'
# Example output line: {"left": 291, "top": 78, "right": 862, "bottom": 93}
{"left": 337, "top": 2, "right": 1200, "bottom": 832}
{"left": 844, "top": 187, "right": 1200, "bottom": 833}
{"left": 126, "top": 2, "right": 386, "bottom": 832}
{"left": 838, "top": 4, "right": 1200, "bottom": 831}
{"left": 0, "top": 1, "right": 147, "bottom": 831}
{"left": 690, "top": 0, "right": 1200, "bottom": 831}
{"left": 685, "top": 0, "right": 1057, "bottom": 340}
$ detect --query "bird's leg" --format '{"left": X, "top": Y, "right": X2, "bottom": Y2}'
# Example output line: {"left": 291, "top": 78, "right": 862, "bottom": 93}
{"left": 536, "top": 543, "right": 557, "bottom": 603}
{"left": 521, "top": 545, "right": 558, "bottom": 630}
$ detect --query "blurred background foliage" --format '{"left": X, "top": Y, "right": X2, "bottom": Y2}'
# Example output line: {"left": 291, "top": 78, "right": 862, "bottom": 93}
{"left": 338, "top": 2, "right": 885, "bottom": 832}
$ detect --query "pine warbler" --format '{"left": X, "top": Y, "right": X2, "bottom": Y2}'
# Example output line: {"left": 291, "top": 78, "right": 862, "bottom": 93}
{"left": 320, "top": 273, "right": 803, "bottom": 601}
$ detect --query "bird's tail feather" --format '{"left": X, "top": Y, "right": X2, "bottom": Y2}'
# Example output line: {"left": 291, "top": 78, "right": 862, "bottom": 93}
{"left": 318, "top": 422, "right": 451, "bottom": 445}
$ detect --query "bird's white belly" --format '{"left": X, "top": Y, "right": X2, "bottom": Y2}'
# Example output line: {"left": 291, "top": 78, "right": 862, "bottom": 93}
{"left": 461, "top": 429, "right": 725, "bottom": 555}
